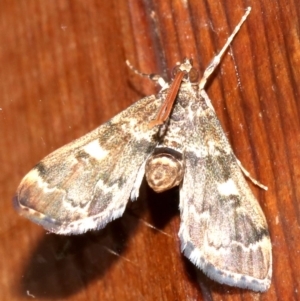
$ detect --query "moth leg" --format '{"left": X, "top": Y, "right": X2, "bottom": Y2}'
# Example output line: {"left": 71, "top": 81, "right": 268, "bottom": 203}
{"left": 125, "top": 60, "right": 169, "bottom": 90}
{"left": 236, "top": 157, "right": 268, "bottom": 190}
{"left": 199, "top": 7, "right": 251, "bottom": 90}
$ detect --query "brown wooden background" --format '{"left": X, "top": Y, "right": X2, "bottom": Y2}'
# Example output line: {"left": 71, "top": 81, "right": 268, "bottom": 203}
{"left": 1, "top": 0, "right": 300, "bottom": 300}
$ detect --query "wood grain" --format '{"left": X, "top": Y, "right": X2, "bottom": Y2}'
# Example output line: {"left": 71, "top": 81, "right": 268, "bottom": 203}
{"left": 1, "top": 0, "right": 300, "bottom": 300}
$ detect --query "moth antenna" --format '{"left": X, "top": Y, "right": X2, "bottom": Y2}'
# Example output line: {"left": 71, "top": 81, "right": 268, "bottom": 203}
{"left": 199, "top": 7, "right": 251, "bottom": 90}
{"left": 125, "top": 60, "right": 167, "bottom": 88}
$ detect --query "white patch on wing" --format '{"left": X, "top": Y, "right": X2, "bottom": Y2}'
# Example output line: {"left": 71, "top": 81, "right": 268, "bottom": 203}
{"left": 208, "top": 140, "right": 217, "bottom": 155}
{"left": 217, "top": 179, "right": 239, "bottom": 196}
{"left": 83, "top": 140, "right": 108, "bottom": 160}
{"left": 22, "top": 169, "right": 57, "bottom": 194}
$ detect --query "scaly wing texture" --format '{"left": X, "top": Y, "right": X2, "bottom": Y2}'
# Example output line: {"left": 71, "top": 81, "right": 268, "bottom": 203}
{"left": 179, "top": 91, "right": 272, "bottom": 292}
{"left": 14, "top": 95, "right": 163, "bottom": 234}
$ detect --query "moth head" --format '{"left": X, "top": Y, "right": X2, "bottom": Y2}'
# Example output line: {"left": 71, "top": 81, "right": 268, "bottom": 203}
{"left": 145, "top": 150, "right": 184, "bottom": 193}
{"left": 172, "top": 58, "right": 199, "bottom": 83}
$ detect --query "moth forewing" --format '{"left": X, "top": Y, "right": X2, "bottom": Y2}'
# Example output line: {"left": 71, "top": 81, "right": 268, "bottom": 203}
{"left": 14, "top": 94, "right": 164, "bottom": 234}
{"left": 177, "top": 9, "right": 271, "bottom": 291}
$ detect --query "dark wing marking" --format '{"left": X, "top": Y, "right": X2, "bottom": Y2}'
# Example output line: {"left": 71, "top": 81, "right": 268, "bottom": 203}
{"left": 179, "top": 91, "right": 272, "bottom": 292}
{"left": 14, "top": 95, "right": 164, "bottom": 234}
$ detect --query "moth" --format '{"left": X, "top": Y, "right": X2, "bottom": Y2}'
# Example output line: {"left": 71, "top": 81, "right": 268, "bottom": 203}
{"left": 14, "top": 7, "right": 272, "bottom": 292}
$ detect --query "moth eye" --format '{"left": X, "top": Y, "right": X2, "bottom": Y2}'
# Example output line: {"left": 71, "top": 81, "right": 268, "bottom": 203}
{"left": 188, "top": 67, "right": 199, "bottom": 82}
{"left": 145, "top": 152, "right": 184, "bottom": 193}
{"left": 171, "top": 65, "right": 182, "bottom": 78}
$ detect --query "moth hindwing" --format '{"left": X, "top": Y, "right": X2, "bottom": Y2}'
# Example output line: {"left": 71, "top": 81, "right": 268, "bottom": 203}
{"left": 14, "top": 7, "right": 271, "bottom": 292}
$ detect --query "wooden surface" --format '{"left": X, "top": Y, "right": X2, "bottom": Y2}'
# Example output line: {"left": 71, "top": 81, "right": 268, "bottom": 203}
{"left": 1, "top": 0, "right": 300, "bottom": 300}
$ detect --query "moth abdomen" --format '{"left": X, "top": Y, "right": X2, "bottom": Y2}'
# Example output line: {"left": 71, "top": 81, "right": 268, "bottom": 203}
{"left": 145, "top": 148, "right": 184, "bottom": 193}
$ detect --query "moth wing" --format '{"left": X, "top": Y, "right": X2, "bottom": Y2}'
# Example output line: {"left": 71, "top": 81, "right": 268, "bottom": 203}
{"left": 179, "top": 92, "right": 271, "bottom": 292}
{"left": 14, "top": 95, "right": 163, "bottom": 234}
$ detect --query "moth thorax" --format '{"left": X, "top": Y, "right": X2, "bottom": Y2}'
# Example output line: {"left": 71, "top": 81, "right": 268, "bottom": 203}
{"left": 145, "top": 149, "right": 184, "bottom": 193}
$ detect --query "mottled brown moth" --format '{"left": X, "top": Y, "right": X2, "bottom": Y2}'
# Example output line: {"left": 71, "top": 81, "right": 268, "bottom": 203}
{"left": 14, "top": 7, "right": 272, "bottom": 292}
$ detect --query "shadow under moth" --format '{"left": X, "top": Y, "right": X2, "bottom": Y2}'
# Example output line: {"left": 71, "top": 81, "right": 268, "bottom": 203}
{"left": 14, "top": 7, "right": 272, "bottom": 292}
